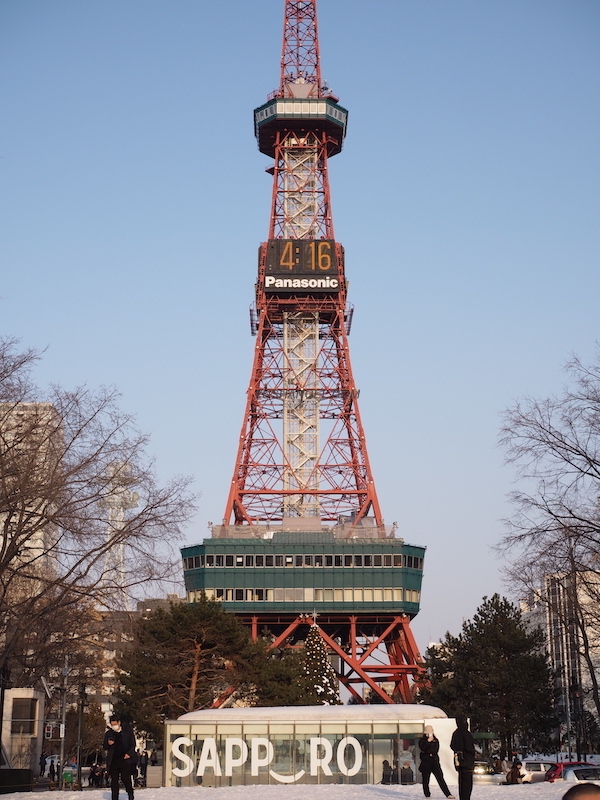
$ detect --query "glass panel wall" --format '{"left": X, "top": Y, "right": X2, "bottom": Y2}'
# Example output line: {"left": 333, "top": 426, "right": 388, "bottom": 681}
{"left": 166, "top": 718, "right": 428, "bottom": 786}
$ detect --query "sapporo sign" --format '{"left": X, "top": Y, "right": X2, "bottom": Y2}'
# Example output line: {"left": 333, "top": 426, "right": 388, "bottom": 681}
{"left": 171, "top": 735, "right": 362, "bottom": 783}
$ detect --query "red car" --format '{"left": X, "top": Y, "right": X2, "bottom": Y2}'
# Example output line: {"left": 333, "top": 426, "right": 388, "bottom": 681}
{"left": 545, "top": 762, "right": 592, "bottom": 782}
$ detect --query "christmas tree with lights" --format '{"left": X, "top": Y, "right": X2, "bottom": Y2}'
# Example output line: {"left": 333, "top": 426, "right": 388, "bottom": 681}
{"left": 302, "top": 624, "right": 341, "bottom": 705}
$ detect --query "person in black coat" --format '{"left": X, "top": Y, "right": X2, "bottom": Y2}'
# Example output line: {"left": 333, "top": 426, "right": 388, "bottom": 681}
{"left": 418, "top": 725, "right": 455, "bottom": 798}
{"left": 450, "top": 714, "right": 476, "bottom": 800}
{"left": 381, "top": 759, "right": 393, "bottom": 784}
{"left": 103, "top": 714, "right": 137, "bottom": 800}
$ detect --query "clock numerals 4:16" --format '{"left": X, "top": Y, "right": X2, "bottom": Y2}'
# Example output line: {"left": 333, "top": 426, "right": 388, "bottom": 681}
{"left": 278, "top": 240, "right": 334, "bottom": 271}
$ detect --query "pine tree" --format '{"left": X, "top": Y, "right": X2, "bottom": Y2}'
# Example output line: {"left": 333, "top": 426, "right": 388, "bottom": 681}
{"left": 301, "top": 624, "right": 341, "bottom": 705}
{"left": 417, "top": 594, "right": 556, "bottom": 753}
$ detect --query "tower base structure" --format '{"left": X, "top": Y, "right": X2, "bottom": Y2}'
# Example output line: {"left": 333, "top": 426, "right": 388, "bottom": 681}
{"left": 182, "top": 524, "right": 426, "bottom": 704}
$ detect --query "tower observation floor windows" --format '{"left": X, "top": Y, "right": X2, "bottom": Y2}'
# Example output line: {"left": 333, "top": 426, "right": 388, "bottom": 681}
{"left": 181, "top": 531, "right": 425, "bottom": 617}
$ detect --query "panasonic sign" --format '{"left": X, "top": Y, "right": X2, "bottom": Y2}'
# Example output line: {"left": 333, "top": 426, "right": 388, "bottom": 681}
{"left": 171, "top": 735, "right": 362, "bottom": 784}
{"left": 264, "top": 275, "right": 339, "bottom": 291}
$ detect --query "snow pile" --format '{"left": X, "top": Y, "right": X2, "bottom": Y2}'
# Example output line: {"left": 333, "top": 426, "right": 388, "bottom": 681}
{"left": 0, "top": 782, "right": 585, "bottom": 800}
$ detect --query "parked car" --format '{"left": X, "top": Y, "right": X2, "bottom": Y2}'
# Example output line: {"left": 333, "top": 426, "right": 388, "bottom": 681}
{"left": 521, "top": 760, "right": 556, "bottom": 783}
{"left": 562, "top": 765, "right": 600, "bottom": 784}
{"left": 545, "top": 762, "right": 592, "bottom": 782}
{"left": 473, "top": 762, "right": 503, "bottom": 786}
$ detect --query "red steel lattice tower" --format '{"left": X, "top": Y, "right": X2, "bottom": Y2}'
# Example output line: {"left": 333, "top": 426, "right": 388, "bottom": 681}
{"left": 225, "top": 0, "right": 382, "bottom": 527}
{"left": 192, "top": 0, "right": 427, "bottom": 703}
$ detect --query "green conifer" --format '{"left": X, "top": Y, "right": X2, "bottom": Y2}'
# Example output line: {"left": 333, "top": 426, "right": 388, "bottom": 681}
{"left": 302, "top": 624, "right": 341, "bottom": 705}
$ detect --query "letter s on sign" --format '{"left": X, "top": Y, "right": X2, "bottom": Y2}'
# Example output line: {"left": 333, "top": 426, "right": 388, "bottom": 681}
{"left": 171, "top": 737, "right": 194, "bottom": 777}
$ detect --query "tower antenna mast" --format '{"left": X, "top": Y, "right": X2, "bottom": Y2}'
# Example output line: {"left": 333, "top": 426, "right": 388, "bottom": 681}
{"left": 225, "top": 0, "right": 382, "bottom": 528}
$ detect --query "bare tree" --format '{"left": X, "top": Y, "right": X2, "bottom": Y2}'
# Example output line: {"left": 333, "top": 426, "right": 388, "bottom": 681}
{"left": 0, "top": 337, "right": 196, "bottom": 683}
{"left": 499, "top": 350, "right": 600, "bottom": 720}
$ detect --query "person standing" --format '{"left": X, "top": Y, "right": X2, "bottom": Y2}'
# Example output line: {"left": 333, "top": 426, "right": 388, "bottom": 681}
{"left": 48, "top": 760, "right": 56, "bottom": 783}
{"left": 381, "top": 759, "right": 392, "bottom": 784}
{"left": 138, "top": 750, "right": 148, "bottom": 785}
{"left": 419, "top": 725, "right": 455, "bottom": 799}
{"left": 150, "top": 749, "right": 158, "bottom": 767}
{"left": 39, "top": 752, "right": 47, "bottom": 777}
{"left": 103, "top": 714, "right": 137, "bottom": 800}
{"left": 450, "top": 715, "right": 476, "bottom": 800}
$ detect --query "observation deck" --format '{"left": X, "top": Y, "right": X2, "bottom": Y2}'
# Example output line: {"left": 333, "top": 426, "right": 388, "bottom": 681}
{"left": 254, "top": 97, "right": 348, "bottom": 157}
{"left": 181, "top": 529, "right": 424, "bottom": 619}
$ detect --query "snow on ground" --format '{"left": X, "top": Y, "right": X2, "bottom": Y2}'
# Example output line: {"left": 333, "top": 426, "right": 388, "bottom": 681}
{"left": 0, "top": 784, "right": 584, "bottom": 800}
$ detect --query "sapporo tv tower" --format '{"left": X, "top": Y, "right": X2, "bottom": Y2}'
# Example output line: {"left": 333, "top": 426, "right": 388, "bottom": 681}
{"left": 182, "top": 0, "right": 426, "bottom": 703}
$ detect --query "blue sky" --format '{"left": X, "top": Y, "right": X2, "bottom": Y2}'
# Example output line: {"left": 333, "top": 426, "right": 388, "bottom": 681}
{"left": 1, "top": 0, "right": 599, "bottom": 648}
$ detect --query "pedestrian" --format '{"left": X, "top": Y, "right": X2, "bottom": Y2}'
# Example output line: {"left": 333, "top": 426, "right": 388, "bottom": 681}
{"left": 150, "top": 749, "right": 158, "bottom": 767}
{"left": 39, "top": 752, "right": 47, "bottom": 777}
{"left": 418, "top": 725, "right": 455, "bottom": 799}
{"left": 381, "top": 759, "right": 392, "bottom": 784}
{"left": 139, "top": 750, "right": 148, "bottom": 785}
{"left": 401, "top": 760, "right": 415, "bottom": 784}
{"left": 506, "top": 760, "right": 523, "bottom": 785}
{"left": 48, "top": 760, "right": 56, "bottom": 782}
{"left": 450, "top": 714, "right": 476, "bottom": 800}
{"left": 562, "top": 786, "right": 600, "bottom": 799}
{"left": 103, "top": 714, "right": 137, "bottom": 800}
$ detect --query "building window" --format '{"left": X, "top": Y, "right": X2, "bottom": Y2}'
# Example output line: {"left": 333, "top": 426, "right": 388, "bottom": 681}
{"left": 383, "top": 555, "right": 392, "bottom": 567}
{"left": 354, "top": 555, "right": 363, "bottom": 567}
{"left": 216, "top": 555, "right": 224, "bottom": 567}
{"left": 295, "top": 555, "right": 303, "bottom": 567}
{"left": 314, "top": 555, "right": 323, "bottom": 567}
{"left": 304, "top": 555, "right": 313, "bottom": 567}
{"left": 364, "top": 555, "right": 372, "bottom": 567}
{"left": 245, "top": 555, "right": 254, "bottom": 567}
{"left": 265, "top": 555, "right": 274, "bottom": 567}
{"left": 325, "top": 555, "right": 333, "bottom": 567}
{"left": 206, "top": 555, "right": 214, "bottom": 567}
{"left": 256, "top": 555, "right": 264, "bottom": 567}
{"left": 236, "top": 556, "right": 244, "bottom": 567}
{"left": 275, "top": 555, "right": 284, "bottom": 567}
{"left": 235, "top": 589, "right": 244, "bottom": 601}
{"left": 11, "top": 699, "right": 37, "bottom": 735}
{"left": 334, "top": 555, "right": 343, "bottom": 567}
{"left": 373, "top": 555, "right": 382, "bottom": 567}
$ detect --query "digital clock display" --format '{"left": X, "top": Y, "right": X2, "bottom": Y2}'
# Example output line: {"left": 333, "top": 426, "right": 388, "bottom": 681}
{"left": 264, "top": 239, "right": 342, "bottom": 293}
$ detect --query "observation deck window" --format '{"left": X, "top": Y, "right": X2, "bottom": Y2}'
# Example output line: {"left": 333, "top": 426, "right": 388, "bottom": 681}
{"left": 246, "top": 555, "right": 254, "bottom": 567}
{"left": 334, "top": 555, "right": 342, "bottom": 567}
{"left": 256, "top": 555, "right": 264, "bottom": 567}
{"left": 373, "top": 555, "right": 382, "bottom": 567}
